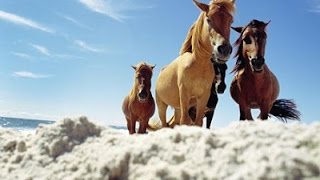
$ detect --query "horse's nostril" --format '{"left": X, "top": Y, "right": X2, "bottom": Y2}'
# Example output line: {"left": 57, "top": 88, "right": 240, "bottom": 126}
{"left": 218, "top": 44, "right": 232, "bottom": 56}
{"left": 252, "top": 58, "right": 265, "bottom": 68}
{"left": 138, "top": 89, "right": 148, "bottom": 99}
{"left": 217, "top": 45, "right": 225, "bottom": 54}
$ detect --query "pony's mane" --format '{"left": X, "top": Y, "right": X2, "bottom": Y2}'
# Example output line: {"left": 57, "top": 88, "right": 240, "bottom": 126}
{"left": 180, "top": 0, "right": 235, "bottom": 56}
{"left": 232, "top": 19, "right": 268, "bottom": 73}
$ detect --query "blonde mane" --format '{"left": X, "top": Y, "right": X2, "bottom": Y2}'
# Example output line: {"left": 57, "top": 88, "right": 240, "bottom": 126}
{"left": 191, "top": 13, "right": 212, "bottom": 60}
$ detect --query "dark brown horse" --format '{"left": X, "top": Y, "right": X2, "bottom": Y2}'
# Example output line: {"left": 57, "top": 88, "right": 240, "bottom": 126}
{"left": 230, "top": 19, "right": 300, "bottom": 122}
{"left": 122, "top": 62, "right": 155, "bottom": 134}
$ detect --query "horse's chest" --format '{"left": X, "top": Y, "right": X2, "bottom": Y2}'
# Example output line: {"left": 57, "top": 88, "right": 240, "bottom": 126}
{"left": 188, "top": 75, "right": 213, "bottom": 96}
{"left": 238, "top": 75, "right": 272, "bottom": 103}
{"left": 129, "top": 100, "right": 154, "bottom": 118}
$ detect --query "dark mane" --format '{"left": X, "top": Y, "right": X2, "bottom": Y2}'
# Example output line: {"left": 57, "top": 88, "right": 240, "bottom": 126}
{"left": 232, "top": 19, "right": 268, "bottom": 73}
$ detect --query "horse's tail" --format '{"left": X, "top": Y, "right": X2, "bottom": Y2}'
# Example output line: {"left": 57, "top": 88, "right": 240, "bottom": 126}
{"left": 147, "top": 119, "right": 162, "bottom": 131}
{"left": 269, "top": 99, "right": 301, "bottom": 122}
{"left": 179, "top": 23, "right": 195, "bottom": 55}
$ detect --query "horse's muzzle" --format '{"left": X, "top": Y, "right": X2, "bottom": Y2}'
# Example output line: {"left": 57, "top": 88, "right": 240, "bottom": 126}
{"left": 217, "top": 43, "right": 233, "bottom": 57}
{"left": 138, "top": 89, "right": 148, "bottom": 103}
{"left": 251, "top": 57, "right": 265, "bottom": 72}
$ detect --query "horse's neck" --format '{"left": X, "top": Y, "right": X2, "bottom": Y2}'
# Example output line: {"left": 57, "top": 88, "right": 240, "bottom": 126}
{"left": 191, "top": 13, "right": 212, "bottom": 64}
{"left": 243, "top": 63, "right": 269, "bottom": 79}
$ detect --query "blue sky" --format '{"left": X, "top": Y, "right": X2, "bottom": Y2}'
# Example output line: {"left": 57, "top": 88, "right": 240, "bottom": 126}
{"left": 0, "top": 0, "right": 319, "bottom": 127}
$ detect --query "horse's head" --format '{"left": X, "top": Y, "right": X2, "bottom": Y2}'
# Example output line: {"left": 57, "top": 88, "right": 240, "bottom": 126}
{"left": 132, "top": 62, "right": 155, "bottom": 103}
{"left": 233, "top": 19, "right": 270, "bottom": 73}
{"left": 193, "top": 0, "right": 235, "bottom": 64}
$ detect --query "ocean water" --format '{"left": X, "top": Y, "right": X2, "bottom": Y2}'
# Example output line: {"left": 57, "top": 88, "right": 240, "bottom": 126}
{"left": 0, "top": 116, "right": 55, "bottom": 131}
{"left": 0, "top": 116, "right": 127, "bottom": 132}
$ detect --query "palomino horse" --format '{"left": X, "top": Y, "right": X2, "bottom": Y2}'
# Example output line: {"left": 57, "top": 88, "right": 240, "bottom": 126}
{"left": 156, "top": 0, "right": 235, "bottom": 128}
{"left": 122, "top": 62, "right": 155, "bottom": 134}
{"left": 230, "top": 19, "right": 300, "bottom": 121}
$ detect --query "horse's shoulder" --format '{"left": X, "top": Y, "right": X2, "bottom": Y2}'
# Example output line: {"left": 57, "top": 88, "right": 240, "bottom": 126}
{"left": 178, "top": 52, "right": 193, "bottom": 69}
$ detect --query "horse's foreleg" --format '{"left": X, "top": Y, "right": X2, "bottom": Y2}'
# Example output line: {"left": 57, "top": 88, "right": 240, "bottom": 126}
{"left": 156, "top": 95, "right": 168, "bottom": 128}
{"left": 206, "top": 92, "right": 218, "bottom": 129}
{"left": 179, "top": 87, "right": 191, "bottom": 125}
{"left": 206, "top": 111, "right": 214, "bottom": 129}
{"left": 239, "top": 104, "right": 253, "bottom": 121}
{"left": 128, "top": 118, "right": 136, "bottom": 134}
{"left": 169, "top": 109, "right": 181, "bottom": 128}
{"left": 138, "top": 119, "right": 148, "bottom": 134}
{"left": 194, "top": 92, "right": 210, "bottom": 127}
{"left": 126, "top": 117, "right": 132, "bottom": 133}
{"left": 239, "top": 105, "right": 246, "bottom": 121}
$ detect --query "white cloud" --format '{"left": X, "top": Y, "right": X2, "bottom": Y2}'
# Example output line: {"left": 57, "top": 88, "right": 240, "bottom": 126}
{"left": 29, "top": 43, "right": 51, "bottom": 56}
{"left": 74, "top": 40, "right": 104, "bottom": 53}
{"left": 13, "top": 71, "right": 52, "bottom": 79}
{"left": 78, "top": 0, "right": 152, "bottom": 22}
{"left": 11, "top": 52, "right": 33, "bottom": 59}
{"left": 0, "top": 10, "right": 54, "bottom": 33}
{"left": 29, "top": 43, "right": 85, "bottom": 60}
{"left": 57, "top": 13, "right": 92, "bottom": 30}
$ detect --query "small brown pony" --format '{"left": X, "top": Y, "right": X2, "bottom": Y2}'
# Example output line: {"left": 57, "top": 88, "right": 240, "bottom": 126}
{"left": 230, "top": 19, "right": 300, "bottom": 121}
{"left": 122, "top": 62, "right": 155, "bottom": 134}
{"left": 155, "top": 0, "right": 235, "bottom": 128}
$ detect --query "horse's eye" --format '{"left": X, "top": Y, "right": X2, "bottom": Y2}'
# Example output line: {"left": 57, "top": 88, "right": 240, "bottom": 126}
{"left": 207, "top": 18, "right": 212, "bottom": 24}
{"left": 243, "top": 36, "right": 252, "bottom": 44}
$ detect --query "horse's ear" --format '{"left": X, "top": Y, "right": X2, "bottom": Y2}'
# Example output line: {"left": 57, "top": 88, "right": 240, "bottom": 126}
{"left": 193, "top": 0, "right": 209, "bottom": 13}
{"left": 131, "top": 65, "right": 137, "bottom": 70}
{"left": 151, "top": 64, "right": 156, "bottom": 70}
{"left": 262, "top": 20, "right": 271, "bottom": 30}
{"left": 232, "top": 26, "right": 243, "bottom": 33}
{"left": 265, "top": 20, "right": 271, "bottom": 27}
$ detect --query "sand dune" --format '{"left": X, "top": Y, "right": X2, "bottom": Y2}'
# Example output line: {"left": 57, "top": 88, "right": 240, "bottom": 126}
{"left": 0, "top": 117, "right": 319, "bottom": 179}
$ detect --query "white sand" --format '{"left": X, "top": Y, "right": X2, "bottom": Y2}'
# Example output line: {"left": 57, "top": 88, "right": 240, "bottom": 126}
{"left": 0, "top": 117, "right": 319, "bottom": 180}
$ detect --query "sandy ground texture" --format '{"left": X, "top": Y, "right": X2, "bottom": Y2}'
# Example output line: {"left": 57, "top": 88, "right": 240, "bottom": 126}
{"left": 0, "top": 117, "right": 319, "bottom": 180}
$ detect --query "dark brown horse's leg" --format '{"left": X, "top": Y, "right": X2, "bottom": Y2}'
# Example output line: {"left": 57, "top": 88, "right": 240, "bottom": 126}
{"left": 259, "top": 103, "right": 271, "bottom": 120}
{"left": 126, "top": 117, "right": 132, "bottom": 133}
{"left": 206, "top": 88, "right": 218, "bottom": 129}
{"left": 239, "top": 104, "right": 253, "bottom": 121}
{"left": 239, "top": 107, "right": 246, "bottom": 121}
{"left": 239, "top": 105, "right": 246, "bottom": 121}
{"left": 138, "top": 120, "right": 148, "bottom": 134}
{"left": 129, "top": 119, "right": 136, "bottom": 134}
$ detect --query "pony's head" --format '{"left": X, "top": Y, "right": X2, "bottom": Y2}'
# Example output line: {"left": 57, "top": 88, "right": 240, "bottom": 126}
{"left": 233, "top": 19, "right": 270, "bottom": 72}
{"left": 132, "top": 62, "right": 155, "bottom": 103}
{"left": 193, "top": 0, "right": 235, "bottom": 63}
